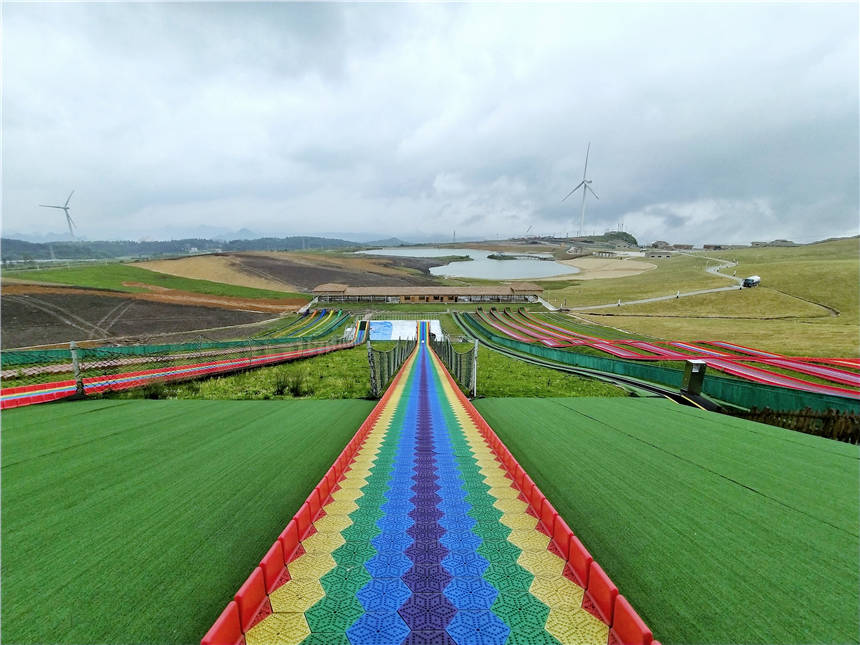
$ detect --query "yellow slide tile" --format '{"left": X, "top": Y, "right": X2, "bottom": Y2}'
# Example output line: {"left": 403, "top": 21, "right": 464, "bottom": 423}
{"left": 287, "top": 552, "right": 337, "bottom": 580}
{"left": 518, "top": 549, "right": 567, "bottom": 577}
{"left": 507, "top": 528, "right": 551, "bottom": 552}
{"left": 269, "top": 578, "right": 325, "bottom": 613}
{"left": 245, "top": 612, "right": 311, "bottom": 645}
{"left": 301, "top": 530, "right": 345, "bottom": 554}
{"left": 544, "top": 604, "right": 609, "bottom": 645}
{"left": 493, "top": 497, "right": 529, "bottom": 515}
{"left": 312, "top": 513, "right": 353, "bottom": 535}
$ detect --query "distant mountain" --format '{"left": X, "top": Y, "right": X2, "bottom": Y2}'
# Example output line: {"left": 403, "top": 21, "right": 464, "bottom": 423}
{"left": 363, "top": 237, "right": 411, "bottom": 247}
{"left": 0, "top": 235, "right": 364, "bottom": 263}
{"left": 2, "top": 231, "right": 80, "bottom": 243}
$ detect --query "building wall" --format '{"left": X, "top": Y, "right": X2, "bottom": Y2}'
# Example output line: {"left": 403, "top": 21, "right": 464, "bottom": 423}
{"left": 318, "top": 294, "right": 535, "bottom": 303}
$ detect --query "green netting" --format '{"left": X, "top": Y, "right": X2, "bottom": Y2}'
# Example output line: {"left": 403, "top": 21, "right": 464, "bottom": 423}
{"left": 430, "top": 336, "right": 477, "bottom": 396}
{"left": 457, "top": 312, "right": 860, "bottom": 414}
{"left": 0, "top": 313, "right": 351, "bottom": 367}
{"left": 367, "top": 339, "right": 416, "bottom": 398}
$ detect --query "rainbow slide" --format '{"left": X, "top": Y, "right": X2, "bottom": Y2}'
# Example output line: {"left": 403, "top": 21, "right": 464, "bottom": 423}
{"left": 203, "top": 322, "right": 655, "bottom": 645}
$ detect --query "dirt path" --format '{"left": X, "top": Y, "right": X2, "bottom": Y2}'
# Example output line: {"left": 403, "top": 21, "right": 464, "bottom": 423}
{"left": 556, "top": 256, "right": 657, "bottom": 279}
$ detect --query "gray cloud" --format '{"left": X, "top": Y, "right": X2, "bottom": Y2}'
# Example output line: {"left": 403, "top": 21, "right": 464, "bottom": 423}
{"left": 2, "top": 2, "right": 857, "bottom": 246}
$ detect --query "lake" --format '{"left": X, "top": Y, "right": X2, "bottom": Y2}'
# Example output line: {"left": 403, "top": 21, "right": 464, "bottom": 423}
{"left": 358, "top": 247, "right": 579, "bottom": 280}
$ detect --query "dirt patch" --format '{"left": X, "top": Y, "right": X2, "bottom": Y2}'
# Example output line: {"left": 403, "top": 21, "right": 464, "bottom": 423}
{"left": 554, "top": 257, "right": 657, "bottom": 280}
{"left": 1, "top": 292, "right": 272, "bottom": 349}
{"left": 138, "top": 255, "right": 300, "bottom": 292}
{"left": 2, "top": 283, "right": 305, "bottom": 314}
{"left": 232, "top": 252, "right": 443, "bottom": 289}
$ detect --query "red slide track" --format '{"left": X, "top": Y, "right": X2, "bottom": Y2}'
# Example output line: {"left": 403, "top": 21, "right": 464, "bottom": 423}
{"left": 1, "top": 341, "right": 355, "bottom": 410}
{"left": 473, "top": 310, "right": 860, "bottom": 399}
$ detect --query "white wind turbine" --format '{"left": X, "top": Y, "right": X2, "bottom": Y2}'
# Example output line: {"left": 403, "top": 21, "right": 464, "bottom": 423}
{"left": 39, "top": 190, "right": 77, "bottom": 238}
{"left": 562, "top": 143, "right": 599, "bottom": 237}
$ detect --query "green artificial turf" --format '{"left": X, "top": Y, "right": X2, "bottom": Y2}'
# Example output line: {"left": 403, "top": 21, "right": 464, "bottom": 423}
{"left": 0, "top": 398, "right": 374, "bottom": 644}
{"left": 474, "top": 397, "right": 860, "bottom": 645}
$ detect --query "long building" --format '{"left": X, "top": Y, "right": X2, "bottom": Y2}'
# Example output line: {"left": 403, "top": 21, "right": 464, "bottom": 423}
{"left": 313, "top": 283, "right": 543, "bottom": 304}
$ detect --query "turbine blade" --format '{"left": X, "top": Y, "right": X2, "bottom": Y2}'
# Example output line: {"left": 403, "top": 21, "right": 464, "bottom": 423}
{"left": 39, "top": 204, "right": 65, "bottom": 209}
{"left": 586, "top": 184, "right": 599, "bottom": 200}
{"left": 65, "top": 190, "right": 75, "bottom": 207}
{"left": 561, "top": 181, "right": 585, "bottom": 202}
{"left": 583, "top": 142, "right": 591, "bottom": 179}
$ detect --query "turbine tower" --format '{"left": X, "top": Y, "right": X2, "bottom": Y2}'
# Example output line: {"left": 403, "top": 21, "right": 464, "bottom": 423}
{"left": 562, "top": 143, "right": 599, "bottom": 237}
{"left": 39, "top": 190, "right": 77, "bottom": 238}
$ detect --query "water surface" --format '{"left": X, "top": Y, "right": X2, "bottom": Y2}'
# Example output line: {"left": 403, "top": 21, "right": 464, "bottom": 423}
{"left": 359, "top": 247, "right": 578, "bottom": 280}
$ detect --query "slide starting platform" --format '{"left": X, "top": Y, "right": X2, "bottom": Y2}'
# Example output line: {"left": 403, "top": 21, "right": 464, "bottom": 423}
{"left": 369, "top": 320, "right": 443, "bottom": 341}
{"left": 204, "top": 322, "right": 654, "bottom": 645}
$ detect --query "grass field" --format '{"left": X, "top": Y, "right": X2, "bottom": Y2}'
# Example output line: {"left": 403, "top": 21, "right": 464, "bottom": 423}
{"left": 540, "top": 254, "right": 729, "bottom": 307}
{"left": 109, "top": 339, "right": 628, "bottom": 400}
{"left": 570, "top": 239, "right": 860, "bottom": 357}
{"left": 2, "top": 263, "right": 308, "bottom": 301}
{"left": 0, "top": 398, "right": 375, "bottom": 644}
{"left": 474, "top": 397, "right": 860, "bottom": 644}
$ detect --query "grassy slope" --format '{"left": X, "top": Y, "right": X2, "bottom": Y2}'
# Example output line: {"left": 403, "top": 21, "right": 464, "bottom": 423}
{"left": 540, "top": 254, "right": 728, "bottom": 307}
{"left": 556, "top": 239, "right": 860, "bottom": 356}
{"left": 475, "top": 397, "right": 860, "bottom": 645}
{"left": 475, "top": 345, "right": 627, "bottom": 398}
{"left": 3, "top": 263, "right": 308, "bottom": 301}
{"left": 0, "top": 398, "right": 374, "bottom": 644}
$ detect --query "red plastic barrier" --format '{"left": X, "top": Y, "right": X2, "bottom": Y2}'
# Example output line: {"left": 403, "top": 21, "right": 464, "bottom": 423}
{"left": 200, "top": 601, "right": 244, "bottom": 645}
{"left": 234, "top": 567, "right": 271, "bottom": 632}
{"left": 566, "top": 535, "right": 592, "bottom": 589}
{"left": 582, "top": 561, "right": 618, "bottom": 625}
{"left": 539, "top": 497, "right": 558, "bottom": 537}
{"left": 295, "top": 502, "right": 313, "bottom": 540}
{"left": 279, "top": 520, "right": 300, "bottom": 562}
{"left": 522, "top": 474, "right": 539, "bottom": 508}
{"left": 513, "top": 464, "right": 526, "bottom": 490}
{"left": 307, "top": 489, "right": 322, "bottom": 520}
{"left": 317, "top": 478, "right": 331, "bottom": 505}
{"left": 325, "top": 467, "right": 339, "bottom": 491}
{"left": 609, "top": 595, "right": 653, "bottom": 645}
{"left": 552, "top": 515, "right": 572, "bottom": 559}
{"left": 259, "top": 541, "right": 289, "bottom": 594}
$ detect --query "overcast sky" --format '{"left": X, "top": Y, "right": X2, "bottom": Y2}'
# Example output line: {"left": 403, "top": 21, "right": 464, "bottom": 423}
{"left": 3, "top": 2, "right": 858, "bottom": 246}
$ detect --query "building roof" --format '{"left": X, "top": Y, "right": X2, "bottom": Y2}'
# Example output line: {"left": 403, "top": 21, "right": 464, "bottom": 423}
{"left": 313, "top": 283, "right": 543, "bottom": 296}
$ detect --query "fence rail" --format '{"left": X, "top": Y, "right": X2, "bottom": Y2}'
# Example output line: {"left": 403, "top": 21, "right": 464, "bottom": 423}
{"left": 430, "top": 336, "right": 478, "bottom": 397}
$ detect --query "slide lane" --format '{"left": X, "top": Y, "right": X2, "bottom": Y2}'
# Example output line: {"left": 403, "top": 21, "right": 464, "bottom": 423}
{"left": 503, "top": 310, "right": 651, "bottom": 360}
{"left": 214, "top": 323, "right": 648, "bottom": 645}
{"left": 0, "top": 341, "right": 355, "bottom": 410}
{"left": 486, "top": 310, "right": 576, "bottom": 348}
{"left": 497, "top": 312, "right": 859, "bottom": 396}
{"left": 699, "top": 341, "right": 860, "bottom": 387}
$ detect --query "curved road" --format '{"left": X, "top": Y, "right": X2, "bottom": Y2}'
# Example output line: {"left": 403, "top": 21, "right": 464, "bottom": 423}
{"left": 566, "top": 253, "right": 742, "bottom": 311}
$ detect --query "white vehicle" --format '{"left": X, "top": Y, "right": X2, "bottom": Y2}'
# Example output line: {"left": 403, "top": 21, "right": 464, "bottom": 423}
{"left": 742, "top": 275, "right": 761, "bottom": 288}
